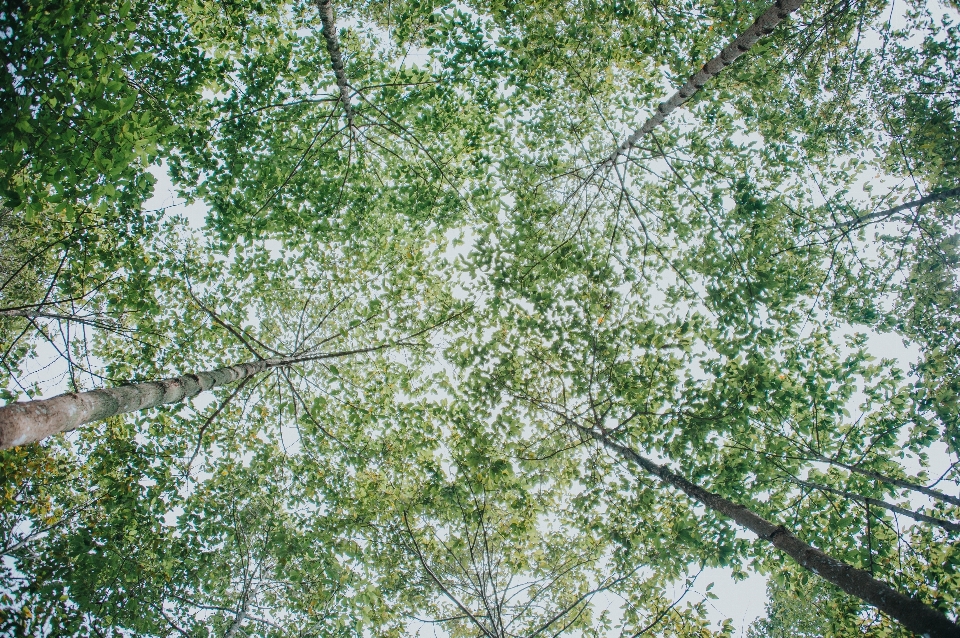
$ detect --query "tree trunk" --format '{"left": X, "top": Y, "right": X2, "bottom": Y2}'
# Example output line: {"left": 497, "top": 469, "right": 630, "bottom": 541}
{"left": 316, "top": 0, "right": 354, "bottom": 127}
{"left": 223, "top": 592, "right": 251, "bottom": 638}
{"left": 604, "top": 0, "right": 806, "bottom": 166}
{"left": 0, "top": 342, "right": 390, "bottom": 449}
{"left": 580, "top": 426, "right": 960, "bottom": 638}
{"left": 0, "top": 359, "right": 277, "bottom": 450}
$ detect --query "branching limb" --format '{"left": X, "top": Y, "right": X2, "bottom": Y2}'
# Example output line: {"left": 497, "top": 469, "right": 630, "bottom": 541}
{"left": 789, "top": 477, "right": 960, "bottom": 534}
{"left": 402, "top": 512, "right": 497, "bottom": 638}
{"left": 571, "top": 419, "right": 960, "bottom": 638}
{"left": 185, "top": 374, "right": 256, "bottom": 474}
{"left": 829, "top": 186, "right": 960, "bottom": 231}
{"left": 812, "top": 452, "right": 960, "bottom": 509}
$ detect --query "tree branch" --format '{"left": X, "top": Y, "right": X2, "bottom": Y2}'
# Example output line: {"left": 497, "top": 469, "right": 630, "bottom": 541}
{"left": 829, "top": 186, "right": 960, "bottom": 231}
{"left": 790, "top": 476, "right": 960, "bottom": 534}
{"left": 402, "top": 512, "right": 497, "bottom": 638}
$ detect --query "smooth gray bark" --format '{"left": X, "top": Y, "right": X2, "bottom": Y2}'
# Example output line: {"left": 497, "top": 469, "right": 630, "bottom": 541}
{"left": 579, "top": 425, "right": 960, "bottom": 637}
{"left": 603, "top": 0, "right": 806, "bottom": 166}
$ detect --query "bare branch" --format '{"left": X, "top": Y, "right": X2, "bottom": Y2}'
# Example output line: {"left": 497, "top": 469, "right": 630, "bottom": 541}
{"left": 402, "top": 512, "right": 497, "bottom": 638}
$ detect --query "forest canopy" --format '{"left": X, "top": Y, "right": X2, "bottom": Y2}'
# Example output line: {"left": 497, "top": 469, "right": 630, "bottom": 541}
{"left": 1, "top": 0, "right": 960, "bottom": 635}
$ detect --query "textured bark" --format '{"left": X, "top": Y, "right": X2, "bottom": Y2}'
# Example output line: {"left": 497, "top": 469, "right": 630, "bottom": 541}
{"left": 831, "top": 187, "right": 960, "bottom": 230}
{"left": 316, "top": 0, "right": 354, "bottom": 126}
{"left": 604, "top": 0, "right": 806, "bottom": 166}
{"left": 581, "top": 427, "right": 960, "bottom": 637}
{"left": 0, "top": 339, "right": 399, "bottom": 449}
{"left": 0, "top": 359, "right": 278, "bottom": 449}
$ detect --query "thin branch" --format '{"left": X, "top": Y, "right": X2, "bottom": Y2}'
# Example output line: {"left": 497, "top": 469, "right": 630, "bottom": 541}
{"left": 0, "top": 309, "right": 122, "bottom": 331}
{"left": 403, "top": 512, "right": 497, "bottom": 638}
{"left": 829, "top": 186, "right": 960, "bottom": 231}
{"left": 811, "top": 452, "right": 960, "bottom": 509}
{"left": 185, "top": 286, "right": 269, "bottom": 359}
{"left": 791, "top": 477, "right": 960, "bottom": 534}
{"left": 185, "top": 375, "right": 255, "bottom": 473}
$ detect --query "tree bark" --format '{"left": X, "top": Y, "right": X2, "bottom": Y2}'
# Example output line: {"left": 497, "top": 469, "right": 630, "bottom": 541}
{"left": 316, "top": 0, "right": 354, "bottom": 127}
{"left": 578, "top": 425, "right": 960, "bottom": 638}
{"left": 0, "top": 359, "right": 276, "bottom": 450}
{"left": 0, "top": 343, "right": 392, "bottom": 450}
{"left": 0, "top": 304, "right": 459, "bottom": 449}
{"left": 603, "top": 0, "right": 806, "bottom": 166}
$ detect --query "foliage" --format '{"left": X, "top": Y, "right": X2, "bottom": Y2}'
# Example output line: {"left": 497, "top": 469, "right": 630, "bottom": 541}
{"left": 1, "top": 0, "right": 959, "bottom": 636}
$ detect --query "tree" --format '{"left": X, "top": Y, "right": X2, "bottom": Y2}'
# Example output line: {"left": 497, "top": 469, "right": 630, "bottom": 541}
{"left": 2, "top": 0, "right": 960, "bottom": 635}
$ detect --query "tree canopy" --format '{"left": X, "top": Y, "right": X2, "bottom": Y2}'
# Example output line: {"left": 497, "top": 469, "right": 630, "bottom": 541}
{"left": 1, "top": 0, "right": 959, "bottom": 635}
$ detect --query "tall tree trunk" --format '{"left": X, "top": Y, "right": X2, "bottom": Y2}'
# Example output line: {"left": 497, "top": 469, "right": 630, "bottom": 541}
{"left": 0, "top": 344, "right": 389, "bottom": 450}
{"left": 0, "top": 359, "right": 276, "bottom": 450}
{"left": 577, "top": 425, "right": 960, "bottom": 638}
{"left": 603, "top": 0, "right": 806, "bottom": 166}
{"left": 316, "top": 0, "right": 354, "bottom": 127}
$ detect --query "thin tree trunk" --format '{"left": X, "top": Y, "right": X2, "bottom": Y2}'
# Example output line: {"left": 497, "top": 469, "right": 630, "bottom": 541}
{"left": 603, "top": 0, "right": 805, "bottom": 166}
{"left": 316, "top": 0, "right": 354, "bottom": 127}
{"left": 223, "top": 593, "right": 250, "bottom": 638}
{"left": 793, "top": 477, "right": 960, "bottom": 534}
{"left": 812, "top": 452, "right": 960, "bottom": 509}
{"left": 0, "top": 305, "right": 463, "bottom": 449}
{"left": 830, "top": 187, "right": 960, "bottom": 231}
{"left": 578, "top": 425, "right": 960, "bottom": 638}
{"left": 0, "top": 344, "right": 391, "bottom": 450}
